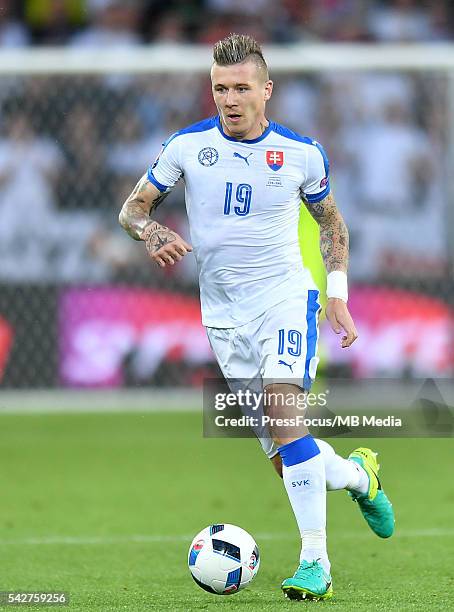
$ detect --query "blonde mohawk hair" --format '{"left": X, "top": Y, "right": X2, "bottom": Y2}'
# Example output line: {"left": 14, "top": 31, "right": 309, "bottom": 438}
{"left": 213, "top": 33, "right": 269, "bottom": 79}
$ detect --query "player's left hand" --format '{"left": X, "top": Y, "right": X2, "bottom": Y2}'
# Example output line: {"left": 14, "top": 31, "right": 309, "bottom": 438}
{"left": 325, "top": 298, "right": 358, "bottom": 348}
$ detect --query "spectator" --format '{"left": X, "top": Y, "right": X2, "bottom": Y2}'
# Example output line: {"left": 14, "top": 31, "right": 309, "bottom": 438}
{"left": 70, "top": 0, "right": 142, "bottom": 89}
{"left": 24, "top": 0, "right": 84, "bottom": 45}
{"left": 58, "top": 103, "right": 112, "bottom": 211}
{"left": 308, "top": 0, "right": 371, "bottom": 42}
{"left": 106, "top": 108, "right": 166, "bottom": 179}
{"left": 426, "top": 0, "right": 453, "bottom": 41}
{"left": 350, "top": 100, "right": 432, "bottom": 213}
{"left": 70, "top": 0, "right": 141, "bottom": 47}
{"left": 267, "top": 76, "right": 319, "bottom": 134}
{"left": 341, "top": 100, "right": 437, "bottom": 279}
{"left": 0, "top": 112, "right": 62, "bottom": 280}
{"left": 205, "top": 0, "right": 273, "bottom": 15}
{"left": 368, "top": 0, "right": 438, "bottom": 42}
{"left": 0, "top": 0, "right": 30, "bottom": 47}
{"left": 148, "top": 11, "right": 186, "bottom": 43}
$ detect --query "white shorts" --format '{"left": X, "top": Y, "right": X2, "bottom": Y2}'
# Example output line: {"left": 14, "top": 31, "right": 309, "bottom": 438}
{"left": 206, "top": 290, "right": 321, "bottom": 459}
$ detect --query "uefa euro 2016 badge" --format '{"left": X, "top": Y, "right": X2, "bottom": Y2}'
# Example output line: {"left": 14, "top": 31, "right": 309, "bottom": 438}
{"left": 198, "top": 147, "right": 219, "bottom": 166}
{"left": 266, "top": 150, "right": 284, "bottom": 171}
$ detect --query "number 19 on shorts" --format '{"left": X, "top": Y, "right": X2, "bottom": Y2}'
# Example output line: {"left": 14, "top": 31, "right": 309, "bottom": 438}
{"left": 278, "top": 329, "right": 303, "bottom": 357}
{"left": 224, "top": 182, "right": 252, "bottom": 216}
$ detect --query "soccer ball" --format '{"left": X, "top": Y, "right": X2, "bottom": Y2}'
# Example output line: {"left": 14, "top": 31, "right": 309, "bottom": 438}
{"left": 188, "top": 523, "right": 260, "bottom": 595}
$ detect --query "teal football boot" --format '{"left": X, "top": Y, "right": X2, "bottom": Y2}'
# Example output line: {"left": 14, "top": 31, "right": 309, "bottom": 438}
{"left": 349, "top": 447, "right": 395, "bottom": 538}
{"left": 282, "top": 560, "right": 333, "bottom": 601}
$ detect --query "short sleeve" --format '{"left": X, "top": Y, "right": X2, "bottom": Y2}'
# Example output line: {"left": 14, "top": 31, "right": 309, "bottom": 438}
{"left": 147, "top": 133, "right": 182, "bottom": 193}
{"left": 301, "top": 140, "right": 330, "bottom": 203}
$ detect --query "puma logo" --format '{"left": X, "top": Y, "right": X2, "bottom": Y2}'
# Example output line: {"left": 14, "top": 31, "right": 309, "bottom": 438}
{"left": 278, "top": 359, "right": 296, "bottom": 374}
{"left": 233, "top": 152, "right": 253, "bottom": 165}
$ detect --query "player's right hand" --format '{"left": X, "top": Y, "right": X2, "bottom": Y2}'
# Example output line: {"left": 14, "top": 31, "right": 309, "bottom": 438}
{"left": 141, "top": 222, "right": 193, "bottom": 268}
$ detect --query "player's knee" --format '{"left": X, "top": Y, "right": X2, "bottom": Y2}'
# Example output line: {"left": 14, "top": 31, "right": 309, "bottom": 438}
{"left": 314, "top": 438, "right": 335, "bottom": 458}
{"left": 264, "top": 382, "right": 302, "bottom": 417}
{"left": 264, "top": 383, "right": 309, "bottom": 446}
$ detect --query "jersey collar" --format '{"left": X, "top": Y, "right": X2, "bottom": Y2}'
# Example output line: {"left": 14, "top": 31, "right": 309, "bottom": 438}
{"left": 215, "top": 115, "right": 273, "bottom": 144}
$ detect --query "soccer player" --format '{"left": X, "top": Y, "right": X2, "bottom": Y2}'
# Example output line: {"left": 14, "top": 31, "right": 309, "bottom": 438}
{"left": 119, "top": 34, "right": 394, "bottom": 601}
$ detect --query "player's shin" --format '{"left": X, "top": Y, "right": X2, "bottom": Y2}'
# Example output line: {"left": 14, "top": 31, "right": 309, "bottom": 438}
{"left": 278, "top": 435, "right": 330, "bottom": 573}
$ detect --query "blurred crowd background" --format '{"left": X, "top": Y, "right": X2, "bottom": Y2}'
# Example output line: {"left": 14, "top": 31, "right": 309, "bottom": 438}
{"left": 1, "top": 0, "right": 454, "bottom": 46}
{"left": 0, "top": 0, "right": 452, "bottom": 388}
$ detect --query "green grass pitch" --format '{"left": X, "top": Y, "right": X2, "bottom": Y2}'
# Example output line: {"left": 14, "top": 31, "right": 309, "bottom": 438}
{"left": 0, "top": 411, "right": 452, "bottom": 610}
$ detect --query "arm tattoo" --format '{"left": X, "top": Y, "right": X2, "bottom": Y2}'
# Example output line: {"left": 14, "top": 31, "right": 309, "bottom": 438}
{"left": 303, "top": 192, "right": 349, "bottom": 273}
{"left": 119, "top": 176, "right": 168, "bottom": 240}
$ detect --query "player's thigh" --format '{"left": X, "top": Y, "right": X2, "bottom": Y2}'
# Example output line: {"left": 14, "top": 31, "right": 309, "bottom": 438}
{"left": 207, "top": 326, "right": 277, "bottom": 460}
{"left": 259, "top": 290, "right": 322, "bottom": 390}
{"left": 206, "top": 327, "right": 260, "bottom": 380}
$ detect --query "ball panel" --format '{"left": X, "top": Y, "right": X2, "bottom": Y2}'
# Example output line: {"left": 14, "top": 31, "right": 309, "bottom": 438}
{"left": 190, "top": 572, "right": 218, "bottom": 594}
{"left": 211, "top": 579, "right": 229, "bottom": 594}
{"left": 225, "top": 566, "right": 242, "bottom": 592}
{"left": 211, "top": 537, "right": 241, "bottom": 561}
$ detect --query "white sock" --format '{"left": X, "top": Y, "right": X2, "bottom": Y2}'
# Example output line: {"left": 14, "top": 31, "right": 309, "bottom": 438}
{"left": 300, "top": 528, "right": 327, "bottom": 569}
{"left": 315, "top": 439, "right": 369, "bottom": 494}
{"left": 279, "top": 436, "right": 330, "bottom": 573}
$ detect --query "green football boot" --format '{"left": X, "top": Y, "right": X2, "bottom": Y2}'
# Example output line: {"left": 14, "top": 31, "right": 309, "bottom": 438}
{"left": 349, "top": 447, "right": 395, "bottom": 538}
{"left": 281, "top": 560, "right": 333, "bottom": 601}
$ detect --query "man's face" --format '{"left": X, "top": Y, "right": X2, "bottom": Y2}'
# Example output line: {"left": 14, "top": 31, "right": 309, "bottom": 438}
{"left": 211, "top": 60, "right": 273, "bottom": 140}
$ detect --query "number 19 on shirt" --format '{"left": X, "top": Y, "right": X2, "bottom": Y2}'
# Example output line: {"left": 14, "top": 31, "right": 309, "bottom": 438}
{"left": 224, "top": 182, "right": 252, "bottom": 216}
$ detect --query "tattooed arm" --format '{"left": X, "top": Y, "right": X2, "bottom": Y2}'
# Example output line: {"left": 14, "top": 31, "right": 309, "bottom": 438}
{"left": 303, "top": 192, "right": 358, "bottom": 348}
{"left": 119, "top": 174, "right": 192, "bottom": 268}
{"left": 303, "top": 192, "right": 349, "bottom": 273}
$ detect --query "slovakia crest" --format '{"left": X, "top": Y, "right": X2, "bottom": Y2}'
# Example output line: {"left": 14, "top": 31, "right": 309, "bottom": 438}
{"left": 266, "top": 150, "right": 284, "bottom": 171}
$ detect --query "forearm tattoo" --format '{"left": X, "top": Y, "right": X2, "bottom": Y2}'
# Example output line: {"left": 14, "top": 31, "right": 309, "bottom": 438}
{"left": 119, "top": 177, "right": 168, "bottom": 240}
{"left": 304, "top": 192, "right": 349, "bottom": 273}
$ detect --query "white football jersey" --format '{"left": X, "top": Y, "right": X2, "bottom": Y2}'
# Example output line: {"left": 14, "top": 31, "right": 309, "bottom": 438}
{"left": 147, "top": 116, "right": 330, "bottom": 328}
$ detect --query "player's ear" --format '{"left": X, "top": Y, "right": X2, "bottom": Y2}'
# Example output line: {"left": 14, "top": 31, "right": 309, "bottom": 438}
{"left": 264, "top": 80, "right": 273, "bottom": 101}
